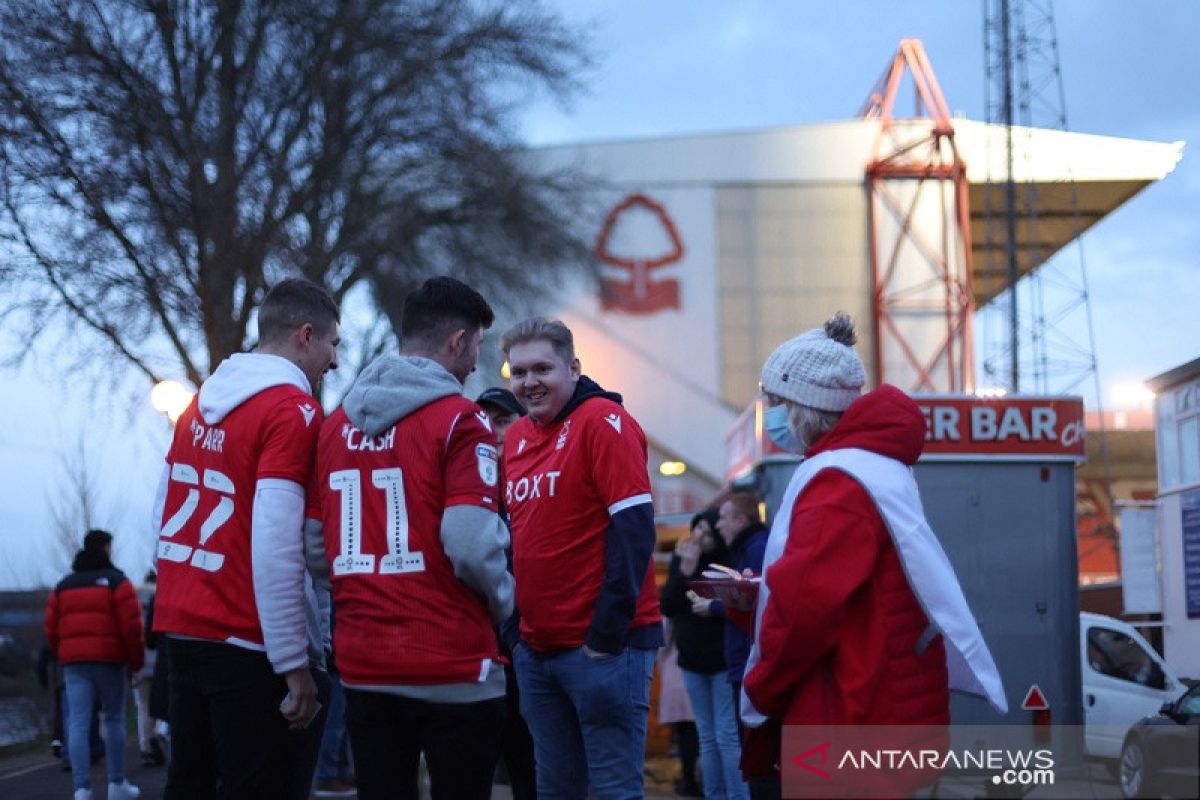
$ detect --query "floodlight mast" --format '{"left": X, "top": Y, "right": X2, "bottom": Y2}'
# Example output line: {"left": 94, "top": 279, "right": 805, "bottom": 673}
{"left": 861, "top": 38, "right": 975, "bottom": 394}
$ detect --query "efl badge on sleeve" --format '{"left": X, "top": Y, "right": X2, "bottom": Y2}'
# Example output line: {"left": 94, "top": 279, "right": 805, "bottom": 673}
{"left": 476, "top": 444, "right": 499, "bottom": 487}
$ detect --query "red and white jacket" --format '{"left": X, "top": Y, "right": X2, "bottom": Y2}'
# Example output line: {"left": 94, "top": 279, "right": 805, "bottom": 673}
{"left": 46, "top": 567, "right": 144, "bottom": 671}
{"left": 742, "top": 386, "right": 952, "bottom": 729}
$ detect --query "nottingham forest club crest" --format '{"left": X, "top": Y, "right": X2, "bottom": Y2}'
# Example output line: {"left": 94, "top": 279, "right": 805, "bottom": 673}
{"left": 476, "top": 444, "right": 499, "bottom": 487}
{"left": 556, "top": 420, "right": 571, "bottom": 451}
{"left": 595, "top": 193, "right": 684, "bottom": 314}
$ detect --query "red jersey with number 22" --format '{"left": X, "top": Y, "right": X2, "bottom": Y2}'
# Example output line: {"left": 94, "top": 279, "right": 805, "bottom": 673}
{"left": 154, "top": 386, "right": 322, "bottom": 647}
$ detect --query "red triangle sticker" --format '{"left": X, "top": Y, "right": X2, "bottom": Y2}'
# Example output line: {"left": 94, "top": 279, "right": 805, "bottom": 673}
{"left": 1021, "top": 684, "right": 1049, "bottom": 710}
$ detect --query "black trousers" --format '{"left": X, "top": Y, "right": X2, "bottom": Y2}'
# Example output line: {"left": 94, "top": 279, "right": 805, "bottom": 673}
{"left": 164, "top": 638, "right": 329, "bottom": 800}
{"left": 345, "top": 687, "right": 505, "bottom": 800}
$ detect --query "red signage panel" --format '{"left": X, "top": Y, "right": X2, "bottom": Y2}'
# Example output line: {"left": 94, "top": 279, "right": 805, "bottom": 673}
{"left": 725, "top": 394, "right": 1086, "bottom": 478}
{"left": 916, "top": 395, "right": 1086, "bottom": 461}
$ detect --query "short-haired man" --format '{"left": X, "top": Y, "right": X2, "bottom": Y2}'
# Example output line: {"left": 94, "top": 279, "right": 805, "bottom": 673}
{"left": 692, "top": 491, "right": 768, "bottom": 798}
{"left": 475, "top": 387, "right": 524, "bottom": 457}
{"left": 705, "top": 492, "right": 768, "bottom": 689}
{"left": 306, "top": 276, "right": 513, "bottom": 800}
{"left": 500, "top": 316, "right": 662, "bottom": 800}
{"left": 153, "top": 277, "right": 340, "bottom": 798}
{"left": 475, "top": 386, "right": 537, "bottom": 800}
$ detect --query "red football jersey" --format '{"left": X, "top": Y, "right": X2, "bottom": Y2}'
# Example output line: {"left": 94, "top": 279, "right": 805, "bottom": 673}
{"left": 309, "top": 396, "right": 502, "bottom": 687}
{"left": 503, "top": 397, "right": 660, "bottom": 651}
{"left": 154, "top": 386, "right": 323, "bottom": 647}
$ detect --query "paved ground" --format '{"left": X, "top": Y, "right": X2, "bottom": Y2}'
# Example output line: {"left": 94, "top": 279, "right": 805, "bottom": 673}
{"left": 0, "top": 736, "right": 681, "bottom": 798}
{"left": 0, "top": 735, "right": 1124, "bottom": 800}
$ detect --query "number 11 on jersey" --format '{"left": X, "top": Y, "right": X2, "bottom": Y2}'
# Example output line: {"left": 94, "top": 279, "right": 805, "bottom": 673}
{"left": 329, "top": 467, "right": 425, "bottom": 577}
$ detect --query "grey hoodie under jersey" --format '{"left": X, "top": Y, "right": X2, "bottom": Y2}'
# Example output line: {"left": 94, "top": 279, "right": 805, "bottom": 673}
{"left": 306, "top": 354, "right": 515, "bottom": 702}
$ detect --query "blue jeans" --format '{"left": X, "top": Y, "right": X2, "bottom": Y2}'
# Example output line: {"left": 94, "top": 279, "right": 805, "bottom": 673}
{"left": 63, "top": 662, "right": 128, "bottom": 791}
{"left": 58, "top": 684, "right": 104, "bottom": 756}
{"left": 681, "top": 669, "right": 749, "bottom": 800}
{"left": 315, "top": 672, "right": 352, "bottom": 782}
{"left": 514, "top": 644, "right": 654, "bottom": 800}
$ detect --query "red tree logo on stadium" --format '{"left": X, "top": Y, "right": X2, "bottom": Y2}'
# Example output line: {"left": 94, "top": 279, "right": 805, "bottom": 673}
{"left": 594, "top": 193, "right": 684, "bottom": 314}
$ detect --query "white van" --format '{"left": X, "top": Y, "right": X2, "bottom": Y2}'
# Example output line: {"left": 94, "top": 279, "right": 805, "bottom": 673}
{"left": 1080, "top": 611, "right": 1184, "bottom": 760}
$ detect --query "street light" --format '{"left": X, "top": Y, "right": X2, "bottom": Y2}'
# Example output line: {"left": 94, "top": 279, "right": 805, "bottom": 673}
{"left": 151, "top": 380, "right": 194, "bottom": 424}
{"left": 1110, "top": 381, "right": 1154, "bottom": 409}
{"left": 659, "top": 460, "right": 687, "bottom": 477}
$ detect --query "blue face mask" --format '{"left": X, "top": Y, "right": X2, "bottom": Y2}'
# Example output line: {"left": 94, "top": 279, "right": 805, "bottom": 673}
{"left": 763, "top": 403, "right": 801, "bottom": 452}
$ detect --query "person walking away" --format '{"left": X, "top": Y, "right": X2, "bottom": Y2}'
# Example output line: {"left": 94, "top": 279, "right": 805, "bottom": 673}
{"left": 311, "top": 617, "right": 354, "bottom": 797}
{"left": 44, "top": 528, "right": 145, "bottom": 800}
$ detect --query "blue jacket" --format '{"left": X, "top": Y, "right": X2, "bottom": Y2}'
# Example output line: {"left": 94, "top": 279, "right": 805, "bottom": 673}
{"left": 712, "top": 522, "right": 768, "bottom": 683}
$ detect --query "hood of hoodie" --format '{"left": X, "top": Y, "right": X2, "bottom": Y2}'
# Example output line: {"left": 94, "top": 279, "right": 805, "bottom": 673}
{"left": 343, "top": 354, "right": 463, "bottom": 437}
{"left": 198, "top": 353, "right": 311, "bottom": 424}
{"left": 805, "top": 384, "right": 926, "bottom": 466}
{"left": 550, "top": 375, "right": 623, "bottom": 423}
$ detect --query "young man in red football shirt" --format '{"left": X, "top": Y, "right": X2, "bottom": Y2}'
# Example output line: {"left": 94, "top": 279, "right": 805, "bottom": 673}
{"left": 500, "top": 317, "right": 662, "bottom": 800}
{"left": 152, "top": 278, "right": 340, "bottom": 798}
{"left": 305, "top": 276, "right": 513, "bottom": 800}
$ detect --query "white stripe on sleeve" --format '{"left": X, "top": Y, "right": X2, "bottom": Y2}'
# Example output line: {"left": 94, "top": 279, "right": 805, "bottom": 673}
{"left": 607, "top": 493, "right": 653, "bottom": 516}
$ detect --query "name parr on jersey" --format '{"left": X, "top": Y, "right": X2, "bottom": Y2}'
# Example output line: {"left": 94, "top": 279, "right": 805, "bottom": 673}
{"left": 506, "top": 470, "right": 561, "bottom": 506}
{"left": 341, "top": 423, "right": 396, "bottom": 452}
{"left": 189, "top": 418, "right": 226, "bottom": 453}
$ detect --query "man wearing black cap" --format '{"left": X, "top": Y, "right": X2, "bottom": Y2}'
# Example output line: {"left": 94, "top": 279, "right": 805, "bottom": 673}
{"left": 476, "top": 386, "right": 535, "bottom": 800}
{"left": 476, "top": 387, "right": 524, "bottom": 458}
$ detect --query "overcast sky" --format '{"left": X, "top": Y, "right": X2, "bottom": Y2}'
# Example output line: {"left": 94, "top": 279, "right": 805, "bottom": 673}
{"left": 1, "top": 1, "right": 1196, "bottom": 588}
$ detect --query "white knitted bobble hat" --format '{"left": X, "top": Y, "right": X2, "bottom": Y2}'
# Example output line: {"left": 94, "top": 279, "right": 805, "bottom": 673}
{"left": 759, "top": 312, "right": 866, "bottom": 412}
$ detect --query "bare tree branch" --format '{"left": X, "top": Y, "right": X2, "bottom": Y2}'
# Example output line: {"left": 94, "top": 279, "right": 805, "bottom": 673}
{"left": 0, "top": 0, "right": 594, "bottom": 386}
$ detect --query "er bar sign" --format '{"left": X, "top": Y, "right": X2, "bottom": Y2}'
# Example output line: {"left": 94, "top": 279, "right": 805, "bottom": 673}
{"left": 915, "top": 395, "right": 1086, "bottom": 461}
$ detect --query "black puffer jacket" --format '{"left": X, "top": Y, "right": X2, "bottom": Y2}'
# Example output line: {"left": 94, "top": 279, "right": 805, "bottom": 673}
{"left": 660, "top": 542, "right": 732, "bottom": 676}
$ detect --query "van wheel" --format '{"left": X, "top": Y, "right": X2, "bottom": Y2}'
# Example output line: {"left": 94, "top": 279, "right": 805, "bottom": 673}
{"left": 1118, "top": 737, "right": 1152, "bottom": 799}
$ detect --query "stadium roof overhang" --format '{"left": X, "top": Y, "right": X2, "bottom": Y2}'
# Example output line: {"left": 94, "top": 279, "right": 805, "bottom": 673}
{"left": 533, "top": 118, "right": 1185, "bottom": 311}
{"left": 953, "top": 119, "right": 1185, "bottom": 308}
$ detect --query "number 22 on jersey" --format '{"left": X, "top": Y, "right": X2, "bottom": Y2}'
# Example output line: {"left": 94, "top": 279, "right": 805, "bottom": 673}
{"left": 158, "top": 462, "right": 234, "bottom": 572}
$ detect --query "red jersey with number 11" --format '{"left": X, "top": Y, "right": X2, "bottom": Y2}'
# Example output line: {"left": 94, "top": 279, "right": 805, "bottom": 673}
{"left": 309, "top": 396, "right": 501, "bottom": 688}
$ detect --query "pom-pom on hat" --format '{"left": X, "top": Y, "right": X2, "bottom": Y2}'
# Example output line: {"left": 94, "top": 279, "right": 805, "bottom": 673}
{"left": 760, "top": 312, "right": 866, "bottom": 412}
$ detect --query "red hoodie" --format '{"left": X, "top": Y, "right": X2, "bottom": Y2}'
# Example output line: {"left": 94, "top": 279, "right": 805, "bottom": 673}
{"left": 743, "top": 385, "right": 949, "bottom": 730}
